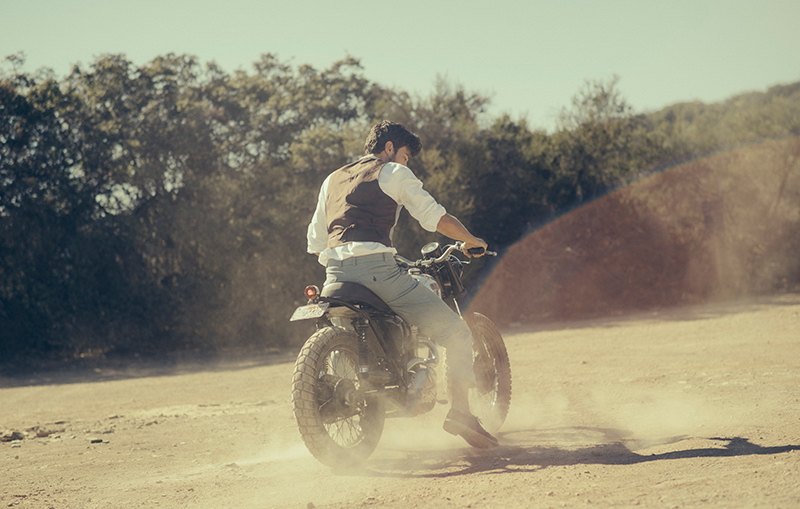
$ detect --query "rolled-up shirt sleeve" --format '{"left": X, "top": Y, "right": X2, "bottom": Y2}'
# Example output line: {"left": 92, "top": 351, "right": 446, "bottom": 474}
{"left": 379, "top": 163, "right": 446, "bottom": 232}
{"left": 306, "top": 175, "right": 331, "bottom": 254}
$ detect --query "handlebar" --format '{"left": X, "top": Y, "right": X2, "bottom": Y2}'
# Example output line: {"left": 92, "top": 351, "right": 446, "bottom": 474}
{"left": 431, "top": 243, "right": 464, "bottom": 264}
{"left": 466, "top": 246, "right": 491, "bottom": 256}
{"left": 396, "top": 242, "right": 496, "bottom": 268}
{"left": 446, "top": 242, "right": 497, "bottom": 261}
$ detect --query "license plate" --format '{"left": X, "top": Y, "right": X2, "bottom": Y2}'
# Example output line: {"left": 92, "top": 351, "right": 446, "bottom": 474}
{"left": 290, "top": 302, "right": 329, "bottom": 321}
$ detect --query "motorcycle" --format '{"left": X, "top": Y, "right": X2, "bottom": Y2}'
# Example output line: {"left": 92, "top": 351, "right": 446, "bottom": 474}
{"left": 289, "top": 242, "right": 512, "bottom": 467}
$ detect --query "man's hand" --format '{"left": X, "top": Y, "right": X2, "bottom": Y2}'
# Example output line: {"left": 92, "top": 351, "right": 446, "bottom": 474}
{"left": 462, "top": 237, "right": 488, "bottom": 258}
{"left": 436, "top": 213, "right": 488, "bottom": 257}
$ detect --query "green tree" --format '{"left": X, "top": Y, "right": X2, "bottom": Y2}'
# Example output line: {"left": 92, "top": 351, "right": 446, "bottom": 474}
{"left": 3, "top": 49, "right": 799, "bottom": 367}
{"left": 0, "top": 55, "right": 171, "bottom": 362}
{"left": 547, "top": 76, "right": 665, "bottom": 207}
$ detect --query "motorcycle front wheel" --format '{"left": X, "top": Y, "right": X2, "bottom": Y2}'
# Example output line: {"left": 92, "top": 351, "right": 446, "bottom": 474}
{"left": 466, "top": 312, "right": 512, "bottom": 433}
{"left": 291, "top": 325, "right": 385, "bottom": 467}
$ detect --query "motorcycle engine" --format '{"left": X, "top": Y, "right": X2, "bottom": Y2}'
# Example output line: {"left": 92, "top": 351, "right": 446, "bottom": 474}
{"left": 406, "top": 366, "right": 437, "bottom": 416}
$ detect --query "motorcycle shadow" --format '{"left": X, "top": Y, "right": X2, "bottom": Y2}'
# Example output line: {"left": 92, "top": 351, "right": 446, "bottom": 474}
{"left": 337, "top": 427, "right": 800, "bottom": 478}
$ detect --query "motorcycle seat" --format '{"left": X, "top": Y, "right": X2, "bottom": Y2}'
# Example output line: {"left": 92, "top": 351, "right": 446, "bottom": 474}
{"left": 321, "top": 282, "right": 393, "bottom": 314}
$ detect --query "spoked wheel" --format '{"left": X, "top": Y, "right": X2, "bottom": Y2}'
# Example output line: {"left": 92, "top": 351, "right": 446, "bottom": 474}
{"left": 291, "top": 326, "right": 385, "bottom": 467}
{"left": 465, "top": 312, "right": 512, "bottom": 433}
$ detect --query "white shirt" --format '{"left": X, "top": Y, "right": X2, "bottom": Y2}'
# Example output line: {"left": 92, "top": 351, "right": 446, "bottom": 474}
{"left": 307, "top": 156, "right": 446, "bottom": 266}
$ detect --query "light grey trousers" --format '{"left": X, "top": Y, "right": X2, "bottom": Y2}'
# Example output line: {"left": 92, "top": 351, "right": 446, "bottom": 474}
{"left": 324, "top": 252, "right": 475, "bottom": 385}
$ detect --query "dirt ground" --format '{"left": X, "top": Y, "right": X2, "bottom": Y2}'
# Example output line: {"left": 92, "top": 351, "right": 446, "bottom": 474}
{"left": 2, "top": 292, "right": 800, "bottom": 508}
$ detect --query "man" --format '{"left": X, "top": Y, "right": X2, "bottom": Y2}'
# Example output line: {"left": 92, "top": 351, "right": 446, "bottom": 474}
{"left": 306, "top": 120, "right": 498, "bottom": 448}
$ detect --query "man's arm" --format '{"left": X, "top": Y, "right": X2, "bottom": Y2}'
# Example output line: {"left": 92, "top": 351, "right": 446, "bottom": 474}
{"left": 378, "top": 164, "right": 487, "bottom": 255}
{"left": 307, "top": 177, "right": 331, "bottom": 258}
{"left": 436, "top": 213, "right": 488, "bottom": 256}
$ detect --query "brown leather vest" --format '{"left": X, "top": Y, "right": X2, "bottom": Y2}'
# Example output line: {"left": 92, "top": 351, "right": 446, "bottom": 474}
{"left": 326, "top": 157, "right": 397, "bottom": 248}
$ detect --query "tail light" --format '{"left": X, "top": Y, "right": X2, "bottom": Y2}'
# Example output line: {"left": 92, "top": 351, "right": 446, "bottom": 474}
{"left": 304, "top": 285, "right": 320, "bottom": 301}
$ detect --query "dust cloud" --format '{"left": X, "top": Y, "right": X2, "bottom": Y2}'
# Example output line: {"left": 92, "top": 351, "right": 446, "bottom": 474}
{"left": 470, "top": 137, "right": 800, "bottom": 329}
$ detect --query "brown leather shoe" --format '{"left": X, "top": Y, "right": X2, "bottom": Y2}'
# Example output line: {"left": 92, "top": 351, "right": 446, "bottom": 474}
{"left": 443, "top": 409, "right": 499, "bottom": 448}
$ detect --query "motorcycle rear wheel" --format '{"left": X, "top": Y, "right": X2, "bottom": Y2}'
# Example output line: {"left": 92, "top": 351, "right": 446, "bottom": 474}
{"left": 291, "top": 326, "right": 385, "bottom": 467}
{"left": 465, "top": 312, "right": 512, "bottom": 433}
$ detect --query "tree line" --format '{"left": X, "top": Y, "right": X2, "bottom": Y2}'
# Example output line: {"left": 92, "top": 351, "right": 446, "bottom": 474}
{"left": 2, "top": 52, "right": 799, "bottom": 366}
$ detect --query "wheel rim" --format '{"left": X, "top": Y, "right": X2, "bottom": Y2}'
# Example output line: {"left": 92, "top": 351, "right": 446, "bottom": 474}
{"left": 469, "top": 337, "right": 500, "bottom": 420}
{"left": 465, "top": 316, "right": 509, "bottom": 432}
{"left": 319, "top": 346, "right": 368, "bottom": 449}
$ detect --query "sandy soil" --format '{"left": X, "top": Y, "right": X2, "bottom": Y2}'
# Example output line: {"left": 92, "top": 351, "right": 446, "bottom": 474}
{"left": 3, "top": 293, "right": 800, "bottom": 508}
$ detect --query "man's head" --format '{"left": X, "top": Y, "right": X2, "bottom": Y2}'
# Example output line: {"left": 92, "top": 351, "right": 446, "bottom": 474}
{"left": 364, "top": 121, "right": 422, "bottom": 164}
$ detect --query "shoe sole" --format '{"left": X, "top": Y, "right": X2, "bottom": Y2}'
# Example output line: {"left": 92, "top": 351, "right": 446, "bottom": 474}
{"left": 443, "top": 419, "right": 498, "bottom": 449}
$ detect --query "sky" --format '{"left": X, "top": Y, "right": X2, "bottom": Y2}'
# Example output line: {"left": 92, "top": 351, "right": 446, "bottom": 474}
{"left": 1, "top": 0, "right": 798, "bottom": 131}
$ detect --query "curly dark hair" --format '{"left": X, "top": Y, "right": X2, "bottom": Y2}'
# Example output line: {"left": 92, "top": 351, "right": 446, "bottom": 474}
{"left": 364, "top": 120, "right": 422, "bottom": 157}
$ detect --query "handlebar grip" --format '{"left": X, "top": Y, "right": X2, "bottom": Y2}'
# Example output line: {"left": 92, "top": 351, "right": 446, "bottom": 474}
{"left": 467, "top": 246, "right": 498, "bottom": 257}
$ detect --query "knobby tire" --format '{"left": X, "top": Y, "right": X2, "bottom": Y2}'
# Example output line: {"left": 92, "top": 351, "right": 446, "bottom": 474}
{"left": 465, "top": 312, "right": 512, "bottom": 432}
{"left": 291, "top": 326, "right": 385, "bottom": 467}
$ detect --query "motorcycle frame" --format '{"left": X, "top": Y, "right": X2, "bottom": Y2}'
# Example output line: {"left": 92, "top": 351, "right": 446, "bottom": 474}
{"left": 314, "top": 300, "right": 415, "bottom": 393}
{"left": 302, "top": 243, "right": 487, "bottom": 413}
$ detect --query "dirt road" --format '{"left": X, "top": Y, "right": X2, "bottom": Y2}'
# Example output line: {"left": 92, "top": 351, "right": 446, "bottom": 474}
{"left": 3, "top": 293, "right": 800, "bottom": 508}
